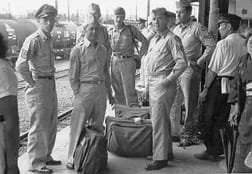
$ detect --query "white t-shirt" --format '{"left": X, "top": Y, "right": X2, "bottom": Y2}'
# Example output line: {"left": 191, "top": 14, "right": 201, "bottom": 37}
{"left": 0, "top": 59, "right": 17, "bottom": 99}
{"left": 208, "top": 33, "right": 247, "bottom": 76}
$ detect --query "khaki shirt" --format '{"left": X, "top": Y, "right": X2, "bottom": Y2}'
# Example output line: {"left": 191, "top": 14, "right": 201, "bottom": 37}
{"left": 76, "top": 24, "right": 111, "bottom": 56}
{"left": 15, "top": 29, "right": 55, "bottom": 78}
{"left": 111, "top": 24, "right": 147, "bottom": 56}
{"left": 69, "top": 37, "right": 109, "bottom": 94}
{"left": 146, "top": 29, "right": 187, "bottom": 77}
{"left": 173, "top": 21, "right": 216, "bottom": 62}
{"left": 208, "top": 33, "right": 247, "bottom": 77}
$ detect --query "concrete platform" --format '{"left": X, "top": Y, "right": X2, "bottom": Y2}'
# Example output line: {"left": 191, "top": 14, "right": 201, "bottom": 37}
{"left": 18, "top": 104, "right": 227, "bottom": 174}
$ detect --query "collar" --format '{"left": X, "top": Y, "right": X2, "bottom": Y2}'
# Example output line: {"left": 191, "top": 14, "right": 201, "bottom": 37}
{"left": 155, "top": 28, "right": 170, "bottom": 38}
{"left": 83, "top": 37, "right": 98, "bottom": 48}
{"left": 179, "top": 20, "right": 192, "bottom": 29}
{"left": 38, "top": 29, "right": 51, "bottom": 41}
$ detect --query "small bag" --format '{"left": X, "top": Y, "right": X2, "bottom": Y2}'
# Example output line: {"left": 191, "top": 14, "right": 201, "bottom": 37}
{"left": 73, "top": 127, "right": 107, "bottom": 174}
{"left": 105, "top": 116, "right": 152, "bottom": 157}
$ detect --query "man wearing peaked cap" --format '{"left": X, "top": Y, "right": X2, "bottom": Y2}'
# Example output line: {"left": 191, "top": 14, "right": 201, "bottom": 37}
{"left": 15, "top": 3, "right": 60, "bottom": 174}
{"left": 35, "top": 4, "right": 57, "bottom": 19}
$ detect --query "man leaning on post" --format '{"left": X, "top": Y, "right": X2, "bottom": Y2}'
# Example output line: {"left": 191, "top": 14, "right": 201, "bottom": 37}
{"left": 16, "top": 4, "right": 61, "bottom": 174}
{"left": 143, "top": 7, "right": 187, "bottom": 170}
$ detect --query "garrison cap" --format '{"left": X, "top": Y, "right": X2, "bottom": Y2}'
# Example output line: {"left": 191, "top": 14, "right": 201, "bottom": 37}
{"left": 139, "top": 18, "right": 147, "bottom": 24}
{"left": 217, "top": 13, "right": 241, "bottom": 25}
{"left": 88, "top": 3, "right": 101, "bottom": 17}
{"left": 114, "top": 7, "right": 126, "bottom": 16}
{"left": 176, "top": 0, "right": 192, "bottom": 8}
{"left": 35, "top": 4, "right": 57, "bottom": 18}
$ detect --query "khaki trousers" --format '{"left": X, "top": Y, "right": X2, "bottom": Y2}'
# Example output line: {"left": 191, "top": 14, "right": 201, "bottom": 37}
{"left": 67, "top": 83, "right": 107, "bottom": 163}
{"left": 149, "top": 75, "right": 176, "bottom": 160}
{"left": 25, "top": 79, "right": 58, "bottom": 170}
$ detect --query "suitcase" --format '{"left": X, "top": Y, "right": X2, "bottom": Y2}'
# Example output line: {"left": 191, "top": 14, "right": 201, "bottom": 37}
{"left": 73, "top": 127, "right": 107, "bottom": 174}
{"left": 105, "top": 116, "right": 152, "bottom": 157}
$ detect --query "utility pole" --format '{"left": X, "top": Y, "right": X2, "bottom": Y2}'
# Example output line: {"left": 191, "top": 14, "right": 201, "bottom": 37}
{"left": 147, "top": 0, "right": 150, "bottom": 18}
{"left": 55, "top": 0, "right": 58, "bottom": 11}
{"left": 67, "top": 0, "right": 70, "bottom": 21}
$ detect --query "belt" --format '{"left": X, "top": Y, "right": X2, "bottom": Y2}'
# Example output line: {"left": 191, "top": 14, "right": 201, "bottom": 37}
{"left": 37, "top": 75, "right": 54, "bottom": 80}
{"left": 0, "top": 115, "right": 4, "bottom": 122}
{"left": 81, "top": 80, "right": 104, "bottom": 85}
{"left": 112, "top": 53, "right": 132, "bottom": 59}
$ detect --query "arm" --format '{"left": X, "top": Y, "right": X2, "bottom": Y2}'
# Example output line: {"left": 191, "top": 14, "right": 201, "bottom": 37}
{"left": 195, "top": 23, "right": 216, "bottom": 67}
{"left": 131, "top": 26, "right": 148, "bottom": 57}
{"left": 69, "top": 46, "right": 81, "bottom": 95}
{"left": 15, "top": 37, "right": 36, "bottom": 87}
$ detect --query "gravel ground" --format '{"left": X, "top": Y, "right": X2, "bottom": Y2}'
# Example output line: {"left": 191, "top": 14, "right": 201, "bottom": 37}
{"left": 18, "top": 61, "right": 74, "bottom": 135}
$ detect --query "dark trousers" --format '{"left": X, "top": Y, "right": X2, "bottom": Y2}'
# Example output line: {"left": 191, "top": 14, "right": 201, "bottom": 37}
{"left": 200, "top": 77, "right": 231, "bottom": 156}
{"left": 0, "top": 95, "right": 20, "bottom": 174}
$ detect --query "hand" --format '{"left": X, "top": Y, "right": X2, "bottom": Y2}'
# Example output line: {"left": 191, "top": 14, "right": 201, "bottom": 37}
{"left": 196, "top": 59, "right": 205, "bottom": 68}
{"left": 199, "top": 88, "right": 208, "bottom": 103}
{"left": 229, "top": 103, "right": 239, "bottom": 126}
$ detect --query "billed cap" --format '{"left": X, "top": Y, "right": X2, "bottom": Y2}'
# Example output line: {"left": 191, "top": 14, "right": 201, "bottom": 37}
{"left": 114, "top": 7, "right": 126, "bottom": 16}
{"left": 35, "top": 4, "right": 57, "bottom": 18}
{"left": 217, "top": 13, "right": 241, "bottom": 25}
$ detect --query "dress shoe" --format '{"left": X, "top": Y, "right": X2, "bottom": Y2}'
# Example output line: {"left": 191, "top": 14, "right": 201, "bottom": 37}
{"left": 29, "top": 166, "right": 53, "bottom": 174}
{"left": 194, "top": 151, "right": 218, "bottom": 162}
{"left": 46, "top": 160, "right": 62, "bottom": 165}
{"left": 66, "top": 162, "right": 74, "bottom": 170}
{"left": 145, "top": 160, "right": 168, "bottom": 170}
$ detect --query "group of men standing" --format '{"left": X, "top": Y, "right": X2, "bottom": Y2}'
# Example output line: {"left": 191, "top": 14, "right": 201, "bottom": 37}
{"left": 11, "top": 0, "right": 252, "bottom": 173}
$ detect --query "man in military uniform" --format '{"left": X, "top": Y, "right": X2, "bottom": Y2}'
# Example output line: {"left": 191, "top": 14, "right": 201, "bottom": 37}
{"left": 76, "top": 3, "right": 112, "bottom": 60}
{"left": 67, "top": 22, "right": 113, "bottom": 170}
{"left": 195, "top": 14, "right": 246, "bottom": 161}
{"left": 172, "top": 0, "right": 216, "bottom": 146}
{"left": 16, "top": 4, "right": 60, "bottom": 173}
{"left": 111, "top": 7, "right": 148, "bottom": 105}
{"left": 143, "top": 8, "right": 187, "bottom": 170}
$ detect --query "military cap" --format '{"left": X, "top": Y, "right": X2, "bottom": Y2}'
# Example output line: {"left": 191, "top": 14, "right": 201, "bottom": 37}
{"left": 152, "top": 8, "right": 172, "bottom": 18}
{"left": 35, "top": 4, "right": 57, "bottom": 18}
{"left": 88, "top": 3, "right": 101, "bottom": 17}
{"left": 139, "top": 18, "right": 147, "bottom": 24}
{"left": 217, "top": 13, "right": 241, "bottom": 25}
{"left": 176, "top": 0, "right": 192, "bottom": 8}
{"left": 114, "top": 7, "right": 126, "bottom": 16}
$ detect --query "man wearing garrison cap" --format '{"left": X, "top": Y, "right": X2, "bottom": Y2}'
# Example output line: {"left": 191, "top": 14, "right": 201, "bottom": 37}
{"left": 172, "top": 0, "right": 216, "bottom": 147}
{"left": 110, "top": 7, "right": 148, "bottom": 106}
{"left": 16, "top": 4, "right": 60, "bottom": 173}
{"left": 196, "top": 13, "right": 247, "bottom": 161}
{"left": 143, "top": 7, "right": 187, "bottom": 170}
{"left": 76, "top": 3, "right": 112, "bottom": 60}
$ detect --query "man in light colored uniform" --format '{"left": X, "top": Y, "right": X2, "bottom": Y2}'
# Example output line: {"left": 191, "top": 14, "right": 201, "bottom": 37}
{"left": 172, "top": 0, "right": 216, "bottom": 146}
{"left": 111, "top": 7, "right": 148, "bottom": 105}
{"left": 16, "top": 4, "right": 60, "bottom": 173}
{"left": 195, "top": 14, "right": 246, "bottom": 161}
{"left": 76, "top": 3, "right": 111, "bottom": 58}
{"left": 67, "top": 22, "right": 113, "bottom": 169}
{"left": 143, "top": 8, "right": 187, "bottom": 170}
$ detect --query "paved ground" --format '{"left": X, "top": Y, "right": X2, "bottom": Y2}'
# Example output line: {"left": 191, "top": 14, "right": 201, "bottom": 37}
{"left": 18, "top": 103, "right": 227, "bottom": 174}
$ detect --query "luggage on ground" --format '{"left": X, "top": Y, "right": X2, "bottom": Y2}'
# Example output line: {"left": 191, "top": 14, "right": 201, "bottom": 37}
{"left": 73, "top": 127, "right": 107, "bottom": 174}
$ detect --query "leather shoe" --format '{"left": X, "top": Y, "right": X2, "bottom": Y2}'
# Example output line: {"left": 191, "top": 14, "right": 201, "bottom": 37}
{"left": 145, "top": 160, "right": 168, "bottom": 170}
{"left": 66, "top": 163, "right": 74, "bottom": 170}
{"left": 29, "top": 166, "right": 53, "bottom": 174}
{"left": 194, "top": 151, "right": 218, "bottom": 162}
{"left": 46, "top": 160, "right": 62, "bottom": 165}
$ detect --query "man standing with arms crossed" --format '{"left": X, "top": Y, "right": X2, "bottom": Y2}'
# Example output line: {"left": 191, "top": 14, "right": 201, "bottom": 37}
{"left": 144, "top": 8, "right": 187, "bottom": 170}
{"left": 173, "top": 0, "right": 216, "bottom": 146}
{"left": 16, "top": 4, "right": 60, "bottom": 173}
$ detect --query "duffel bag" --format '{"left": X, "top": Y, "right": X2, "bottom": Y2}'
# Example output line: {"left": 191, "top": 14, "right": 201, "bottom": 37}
{"left": 106, "top": 116, "right": 152, "bottom": 157}
{"left": 73, "top": 127, "right": 107, "bottom": 174}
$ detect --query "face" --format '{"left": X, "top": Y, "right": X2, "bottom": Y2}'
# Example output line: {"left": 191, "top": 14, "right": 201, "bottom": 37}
{"left": 114, "top": 14, "right": 125, "bottom": 28}
{"left": 38, "top": 16, "right": 56, "bottom": 34}
{"left": 152, "top": 12, "right": 168, "bottom": 33}
{"left": 87, "top": 11, "right": 100, "bottom": 24}
{"left": 218, "top": 22, "right": 231, "bottom": 39}
{"left": 176, "top": 7, "right": 190, "bottom": 24}
{"left": 85, "top": 23, "right": 98, "bottom": 42}
{"left": 247, "top": 36, "right": 252, "bottom": 55}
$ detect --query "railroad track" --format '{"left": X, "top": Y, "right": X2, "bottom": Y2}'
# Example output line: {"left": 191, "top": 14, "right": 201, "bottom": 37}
{"left": 18, "top": 68, "right": 69, "bottom": 90}
{"left": 19, "top": 108, "right": 72, "bottom": 142}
